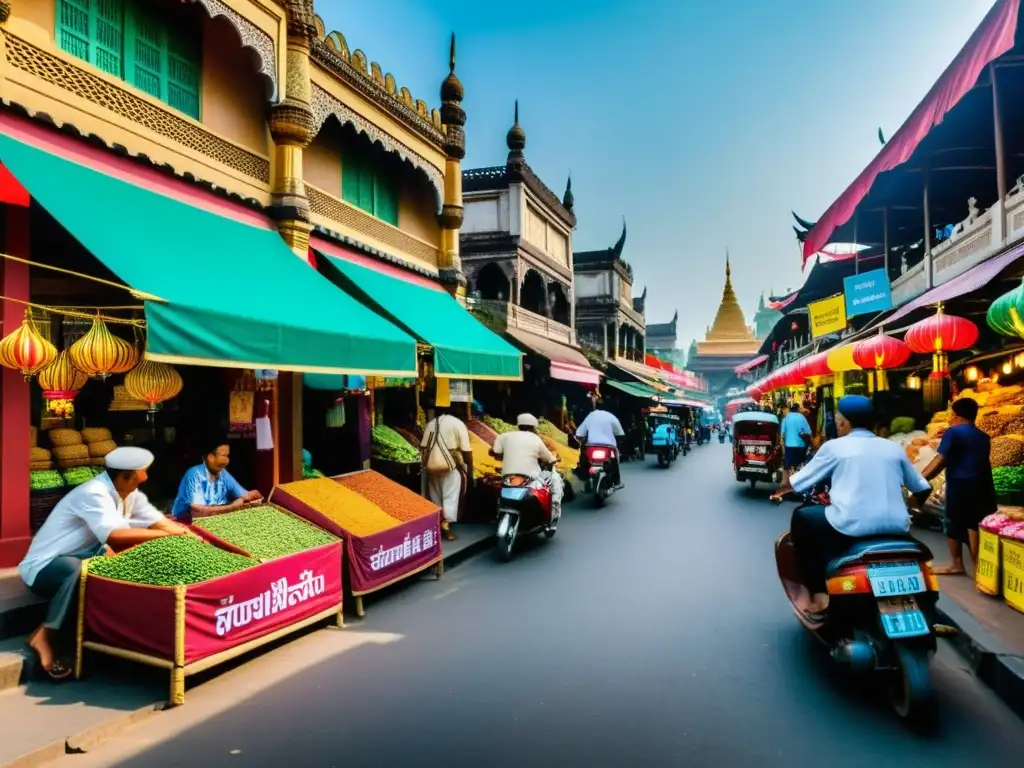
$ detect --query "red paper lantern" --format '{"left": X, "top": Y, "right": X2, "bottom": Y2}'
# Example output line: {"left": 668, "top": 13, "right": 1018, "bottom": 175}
{"left": 852, "top": 332, "right": 911, "bottom": 371}
{"left": 904, "top": 305, "right": 978, "bottom": 378}
{"left": 797, "top": 351, "right": 831, "bottom": 379}
{"left": 746, "top": 384, "right": 763, "bottom": 400}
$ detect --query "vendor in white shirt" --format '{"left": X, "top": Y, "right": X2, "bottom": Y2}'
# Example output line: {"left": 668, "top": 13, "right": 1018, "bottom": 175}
{"left": 491, "top": 414, "right": 564, "bottom": 524}
{"left": 19, "top": 447, "right": 195, "bottom": 681}
{"left": 575, "top": 401, "right": 625, "bottom": 488}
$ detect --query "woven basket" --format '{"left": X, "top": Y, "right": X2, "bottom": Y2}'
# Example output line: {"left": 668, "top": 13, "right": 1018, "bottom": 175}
{"left": 48, "top": 429, "right": 83, "bottom": 447}
{"left": 52, "top": 444, "right": 88, "bottom": 461}
{"left": 30, "top": 487, "right": 68, "bottom": 533}
{"left": 29, "top": 447, "right": 51, "bottom": 462}
{"left": 87, "top": 439, "right": 116, "bottom": 458}
{"left": 57, "top": 457, "right": 94, "bottom": 469}
{"left": 81, "top": 427, "right": 112, "bottom": 443}
{"left": 90, "top": 457, "right": 106, "bottom": 466}
{"left": 29, "top": 426, "right": 37, "bottom": 449}
{"left": 30, "top": 460, "right": 53, "bottom": 471}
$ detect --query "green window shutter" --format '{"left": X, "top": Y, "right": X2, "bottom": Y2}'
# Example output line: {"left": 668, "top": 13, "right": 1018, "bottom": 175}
{"left": 166, "top": 31, "right": 201, "bottom": 120}
{"left": 374, "top": 168, "right": 399, "bottom": 227}
{"left": 92, "top": 0, "right": 125, "bottom": 78}
{"left": 341, "top": 148, "right": 362, "bottom": 207}
{"left": 356, "top": 160, "right": 374, "bottom": 214}
{"left": 125, "top": 3, "right": 165, "bottom": 101}
{"left": 56, "top": 0, "right": 92, "bottom": 65}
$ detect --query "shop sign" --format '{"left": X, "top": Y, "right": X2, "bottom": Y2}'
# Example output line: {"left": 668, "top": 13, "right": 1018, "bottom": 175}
{"left": 808, "top": 294, "right": 847, "bottom": 339}
{"left": 449, "top": 379, "right": 472, "bottom": 403}
{"left": 976, "top": 529, "right": 1000, "bottom": 596}
{"left": 843, "top": 269, "right": 892, "bottom": 318}
{"left": 347, "top": 517, "right": 443, "bottom": 595}
{"left": 1002, "top": 538, "right": 1024, "bottom": 613}
{"left": 254, "top": 369, "right": 278, "bottom": 381}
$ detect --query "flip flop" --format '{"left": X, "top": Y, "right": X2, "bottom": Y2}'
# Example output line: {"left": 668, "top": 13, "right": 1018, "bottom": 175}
{"left": 24, "top": 638, "right": 73, "bottom": 682}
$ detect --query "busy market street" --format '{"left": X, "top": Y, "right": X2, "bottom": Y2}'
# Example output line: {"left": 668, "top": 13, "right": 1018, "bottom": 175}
{"left": 40, "top": 442, "right": 1024, "bottom": 767}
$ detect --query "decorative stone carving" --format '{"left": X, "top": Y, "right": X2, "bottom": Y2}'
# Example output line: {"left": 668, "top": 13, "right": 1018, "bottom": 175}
{"left": 311, "top": 84, "right": 445, "bottom": 209}
{"left": 191, "top": 0, "right": 278, "bottom": 102}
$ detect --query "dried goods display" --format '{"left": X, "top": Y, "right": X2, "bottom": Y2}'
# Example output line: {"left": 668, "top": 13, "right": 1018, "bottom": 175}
{"left": 483, "top": 415, "right": 515, "bottom": 435}
{"left": 195, "top": 506, "right": 338, "bottom": 561}
{"left": 370, "top": 424, "right": 419, "bottom": 463}
{"left": 30, "top": 470, "right": 64, "bottom": 491}
{"left": 335, "top": 470, "right": 439, "bottom": 522}
{"left": 63, "top": 466, "right": 104, "bottom": 487}
{"left": 469, "top": 432, "right": 501, "bottom": 478}
{"left": 991, "top": 436, "right": 1024, "bottom": 467}
{"left": 468, "top": 418, "right": 499, "bottom": 446}
{"left": 88, "top": 536, "right": 256, "bottom": 586}
{"left": 272, "top": 478, "right": 402, "bottom": 536}
{"left": 538, "top": 418, "right": 569, "bottom": 446}
{"left": 994, "top": 466, "right": 1024, "bottom": 496}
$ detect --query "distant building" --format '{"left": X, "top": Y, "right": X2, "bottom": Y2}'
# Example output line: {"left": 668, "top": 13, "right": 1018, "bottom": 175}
{"left": 752, "top": 292, "right": 783, "bottom": 340}
{"left": 686, "top": 254, "right": 761, "bottom": 396}
{"left": 574, "top": 221, "right": 646, "bottom": 361}
{"left": 646, "top": 311, "right": 685, "bottom": 368}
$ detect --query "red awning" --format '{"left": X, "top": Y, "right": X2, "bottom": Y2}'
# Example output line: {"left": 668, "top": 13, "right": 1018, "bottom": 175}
{"left": 803, "top": 0, "right": 1020, "bottom": 261}
{"left": 0, "top": 164, "right": 29, "bottom": 207}
{"left": 734, "top": 355, "right": 768, "bottom": 375}
{"left": 504, "top": 328, "right": 601, "bottom": 387}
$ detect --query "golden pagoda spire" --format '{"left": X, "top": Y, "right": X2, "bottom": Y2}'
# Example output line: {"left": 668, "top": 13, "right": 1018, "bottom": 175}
{"left": 705, "top": 249, "right": 753, "bottom": 342}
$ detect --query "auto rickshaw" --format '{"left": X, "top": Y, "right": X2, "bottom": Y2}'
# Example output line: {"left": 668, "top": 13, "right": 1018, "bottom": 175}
{"left": 732, "top": 411, "right": 781, "bottom": 489}
{"left": 646, "top": 407, "right": 680, "bottom": 467}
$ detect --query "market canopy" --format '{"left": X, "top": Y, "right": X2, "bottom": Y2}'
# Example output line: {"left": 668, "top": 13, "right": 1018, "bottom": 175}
{"left": 316, "top": 252, "right": 522, "bottom": 380}
{"left": 0, "top": 133, "right": 417, "bottom": 375}
{"left": 605, "top": 379, "right": 660, "bottom": 401}
{"left": 504, "top": 327, "right": 600, "bottom": 386}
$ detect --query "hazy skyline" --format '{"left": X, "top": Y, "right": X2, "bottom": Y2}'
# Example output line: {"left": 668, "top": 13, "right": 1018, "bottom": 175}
{"left": 318, "top": 0, "right": 994, "bottom": 351}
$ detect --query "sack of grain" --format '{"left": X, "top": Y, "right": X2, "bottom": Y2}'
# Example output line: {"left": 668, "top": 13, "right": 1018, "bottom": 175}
{"left": 57, "top": 457, "right": 93, "bottom": 469}
{"left": 29, "top": 460, "right": 53, "bottom": 471}
{"left": 90, "top": 457, "right": 106, "bottom": 466}
{"left": 87, "top": 439, "right": 116, "bottom": 458}
{"left": 48, "top": 428, "right": 83, "bottom": 447}
{"left": 81, "top": 427, "right": 112, "bottom": 443}
{"left": 29, "top": 426, "right": 37, "bottom": 448}
{"left": 991, "top": 436, "right": 1024, "bottom": 467}
{"left": 52, "top": 444, "right": 89, "bottom": 462}
{"left": 29, "top": 446, "right": 51, "bottom": 463}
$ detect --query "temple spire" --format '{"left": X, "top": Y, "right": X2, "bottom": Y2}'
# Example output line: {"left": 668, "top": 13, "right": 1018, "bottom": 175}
{"left": 704, "top": 248, "right": 753, "bottom": 342}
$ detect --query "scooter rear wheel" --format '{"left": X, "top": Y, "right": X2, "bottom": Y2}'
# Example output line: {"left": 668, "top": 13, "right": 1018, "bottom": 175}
{"left": 889, "top": 645, "right": 936, "bottom": 724}
{"left": 594, "top": 477, "right": 606, "bottom": 508}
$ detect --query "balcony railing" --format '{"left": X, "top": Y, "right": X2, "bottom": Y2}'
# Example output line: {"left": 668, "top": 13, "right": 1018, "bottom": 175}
{"left": 467, "top": 299, "right": 576, "bottom": 346}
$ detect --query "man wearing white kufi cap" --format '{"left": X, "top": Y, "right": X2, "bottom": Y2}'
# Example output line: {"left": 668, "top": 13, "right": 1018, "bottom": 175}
{"left": 490, "top": 413, "right": 564, "bottom": 525}
{"left": 19, "top": 446, "right": 195, "bottom": 680}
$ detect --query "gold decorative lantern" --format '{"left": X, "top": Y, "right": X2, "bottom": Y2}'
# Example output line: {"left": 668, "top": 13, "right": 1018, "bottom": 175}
{"left": 68, "top": 316, "right": 138, "bottom": 378}
{"left": 38, "top": 349, "right": 89, "bottom": 398}
{"left": 0, "top": 310, "right": 57, "bottom": 377}
{"left": 124, "top": 359, "right": 183, "bottom": 410}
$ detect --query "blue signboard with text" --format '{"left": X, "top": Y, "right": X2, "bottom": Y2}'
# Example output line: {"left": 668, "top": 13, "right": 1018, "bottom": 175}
{"left": 843, "top": 268, "right": 893, "bottom": 318}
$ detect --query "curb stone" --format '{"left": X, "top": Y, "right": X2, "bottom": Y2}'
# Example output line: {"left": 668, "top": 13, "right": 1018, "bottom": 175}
{"left": 936, "top": 598, "right": 1024, "bottom": 719}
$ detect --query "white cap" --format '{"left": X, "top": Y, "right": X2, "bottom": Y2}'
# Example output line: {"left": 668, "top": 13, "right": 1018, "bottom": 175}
{"left": 104, "top": 446, "right": 155, "bottom": 471}
{"left": 516, "top": 413, "right": 538, "bottom": 427}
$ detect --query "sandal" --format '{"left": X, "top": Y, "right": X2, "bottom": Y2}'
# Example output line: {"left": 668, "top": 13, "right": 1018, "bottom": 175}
{"left": 25, "top": 630, "right": 74, "bottom": 682}
{"left": 443, "top": 529, "right": 457, "bottom": 541}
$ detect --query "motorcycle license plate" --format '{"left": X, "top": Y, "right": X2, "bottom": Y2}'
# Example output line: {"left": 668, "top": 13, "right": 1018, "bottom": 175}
{"left": 867, "top": 562, "right": 926, "bottom": 597}
{"left": 500, "top": 487, "right": 530, "bottom": 502}
{"left": 877, "top": 596, "right": 930, "bottom": 639}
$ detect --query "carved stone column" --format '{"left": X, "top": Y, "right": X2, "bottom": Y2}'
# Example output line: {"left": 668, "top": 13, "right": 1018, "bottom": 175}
{"left": 268, "top": 0, "right": 317, "bottom": 257}
{"left": 438, "top": 34, "right": 467, "bottom": 297}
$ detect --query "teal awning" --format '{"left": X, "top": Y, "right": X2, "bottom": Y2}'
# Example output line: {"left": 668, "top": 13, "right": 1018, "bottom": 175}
{"left": 316, "top": 252, "right": 523, "bottom": 380}
{"left": 605, "top": 379, "right": 660, "bottom": 401}
{"left": 0, "top": 134, "right": 417, "bottom": 376}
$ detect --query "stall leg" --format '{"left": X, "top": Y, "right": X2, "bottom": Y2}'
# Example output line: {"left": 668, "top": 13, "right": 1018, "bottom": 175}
{"left": 74, "top": 559, "right": 90, "bottom": 680}
{"left": 171, "top": 586, "right": 185, "bottom": 706}
{"left": 170, "top": 667, "right": 185, "bottom": 707}
{"left": 435, "top": 559, "right": 444, "bottom": 580}
{"left": 355, "top": 596, "right": 365, "bottom": 618}
{"left": 335, "top": 604, "right": 344, "bottom": 629}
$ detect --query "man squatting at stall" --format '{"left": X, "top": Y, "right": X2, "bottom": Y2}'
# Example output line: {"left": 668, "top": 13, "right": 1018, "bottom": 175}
{"left": 19, "top": 447, "right": 198, "bottom": 680}
{"left": 491, "top": 414, "right": 564, "bottom": 524}
{"left": 171, "top": 436, "right": 263, "bottom": 523}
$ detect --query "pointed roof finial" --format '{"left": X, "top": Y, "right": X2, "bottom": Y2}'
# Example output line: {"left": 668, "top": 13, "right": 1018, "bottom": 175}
{"left": 613, "top": 217, "right": 627, "bottom": 257}
{"left": 726, "top": 249, "right": 731, "bottom": 280}
{"left": 449, "top": 32, "right": 456, "bottom": 73}
{"left": 506, "top": 99, "right": 526, "bottom": 155}
{"left": 562, "top": 172, "right": 574, "bottom": 213}
{"left": 440, "top": 32, "right": 463, "bottom": 104}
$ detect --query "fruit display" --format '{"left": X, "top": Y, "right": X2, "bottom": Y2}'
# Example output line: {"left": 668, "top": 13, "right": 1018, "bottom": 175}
{"left": 30, "top": 470, "right": 64, "bottom": 491}
{"left": 273, "top": 477, "right": 407, "bottom": 536}
{"left": 468, "top": 418, "right": 499, "bottom": 447}
{"left": 88, "top": 536, "right": 256, "bottom": 586}
{"left": 468, "top": 432, "right": 501, "bottom": 478}
{"left": 336, "top": 470, "right": 439, "bottom": 522}
{"left": 63, "top": 466, "right": 104, "bottom": 487}
{"left": 482, "top": 415, "right": 515, "bottom": 435}
{"left": 538, "top": 419, "right": 569, "bottom": 447}
{"left": 889, "top": 417, "right": 915, "bottom": 435}
{"left": 194, "top": 506, "right": 337, "bottom": 561}
{"left": 994, "top": 466, "right": 1024, "bottom": 496}
{"left": 371, "top": 424, "right": 419, "bottom": 463}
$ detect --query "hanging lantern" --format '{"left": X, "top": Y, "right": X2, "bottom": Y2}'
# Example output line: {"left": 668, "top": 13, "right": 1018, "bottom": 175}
{"left": 905, "top": 305, "right": 978, "bottom": 378}
{"left": 68, "top": 316, "right": 138, "bottom": 379}
{"left": 746, "top": 384, "right": 763, "bottom": 400}
{"left": 987, "top": 278, "right": 1024, "bottom": 338}
{"left": 906, "top": 375, "right": 921, "bottom": 391}
{"left": 779, "top": 363, "right": 805, "bottom": 388}
{"left": 124, "top": 358, "right": 183, "bottom": 410}
{"left": 826, "top": 343, "right": 861, "bottom": 373}
{"left": 797, "top": 351, "right": 831, "bottom": 380}
{"left": 37, "top": 349, "right": 89, "bottom": 400}
{"left": 964, "top": 365, "right": 980, "bottom": 382}
{"left": 852, "top": 331, "right": 911, "bottom": 371}
{"left": 0, "top": 310, "right": 57, "bottom": 377}
{"left": 1003, "top": 361, "right": 1014, "bottom": 376}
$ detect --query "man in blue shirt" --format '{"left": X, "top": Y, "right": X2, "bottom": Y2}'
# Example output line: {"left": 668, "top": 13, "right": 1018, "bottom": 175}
{"left": 780, "top": 401, "right": 812, "bottom": 486}
{"left": 921, "top": 397, "right": 996, "bottom": 576}
{"left": 171, "top": 438, "right": 263, "bottom": 523}
{"left": 772, "top": 396, "right": 932, "bottom": 619}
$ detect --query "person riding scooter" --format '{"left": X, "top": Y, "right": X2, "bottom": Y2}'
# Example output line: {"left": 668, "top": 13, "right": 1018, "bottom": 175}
{"left": 491, "top": 413, "right": 564, "bottom": 525}
{"left": 575, "top": 402, "right": 625, "bottom": 488}
{"left": 770, "top": 395, "right": 932, "bottom": 621}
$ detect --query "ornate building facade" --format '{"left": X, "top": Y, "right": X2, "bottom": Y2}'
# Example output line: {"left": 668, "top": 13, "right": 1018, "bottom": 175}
{"left": 460, "top": 102, "right": 577, "bottom": 346}
{"left": 686, "top": 256, "right": 761, "bottom": 396}
{"left": 573, "top": 221, "right": 646, "bottom": 361}
{"left": 646, "top": 311, "right": 684, "bottom": 368}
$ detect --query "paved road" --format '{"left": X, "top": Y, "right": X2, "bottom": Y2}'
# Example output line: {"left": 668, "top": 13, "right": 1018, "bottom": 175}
{"left": 86, "top": 444, "right": 1024, "bottom": 766}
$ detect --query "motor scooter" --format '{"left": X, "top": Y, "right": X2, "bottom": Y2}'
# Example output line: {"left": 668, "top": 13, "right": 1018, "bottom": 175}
{"left": 773, "top": 492, "right": 940, "bottom": 723}
{"left": 718, "top": 429, "right": 726, "bottom": 444}
{"left": 580, "top": 444, "right": 621, "bottom": 507}
{"left": 495, "top": 466, "right": 556, "bottom": 561}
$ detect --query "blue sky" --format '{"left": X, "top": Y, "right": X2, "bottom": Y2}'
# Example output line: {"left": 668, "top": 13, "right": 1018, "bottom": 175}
{"left": 316, "top": 0, "right": 994, "bottom": 350}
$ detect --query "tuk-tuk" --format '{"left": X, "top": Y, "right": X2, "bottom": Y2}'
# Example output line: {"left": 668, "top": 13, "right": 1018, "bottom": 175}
{"left": 646, "top": 407, "right": 680, "bottom": 467}
{"left": 732, "top": 411, "right": 781, "bottom": 489}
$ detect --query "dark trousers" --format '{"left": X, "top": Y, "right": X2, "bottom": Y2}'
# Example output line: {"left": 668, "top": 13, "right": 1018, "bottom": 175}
{"left": 28, "top": 544, "right": 105, "bottom": 652}
{"left": 790, "top": 505, "right": 856, "bottom": 594}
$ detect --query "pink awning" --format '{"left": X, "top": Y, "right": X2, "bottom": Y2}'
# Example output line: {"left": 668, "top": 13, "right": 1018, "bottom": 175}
{"left": 734, "top": 355, "right": 768, "bottom": 375}
{"left": 803, "top": 0, "right": 1020, "bottom": 262}
{"left": 504, "top": 328, "right": 600, "bottom": 386}
{"left": 550, "top": 361, "right": 601, "bottom": 386}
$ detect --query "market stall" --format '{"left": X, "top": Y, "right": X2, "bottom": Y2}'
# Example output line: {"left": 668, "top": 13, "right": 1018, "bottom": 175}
{"left": 75, "top": 505, "right": 344, "bottom": 705}
{"left": 271, "top": 472, "right": 443, "bottom": 617}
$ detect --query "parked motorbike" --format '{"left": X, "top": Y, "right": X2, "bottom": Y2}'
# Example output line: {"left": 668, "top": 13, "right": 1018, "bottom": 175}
{"left": 718, "top": 430, "right": 726, "bottom": 444}
{"left": 583, "top": 444, "right": 620, "bottom": 507}
{"left": 495, "top": 468, "right": 556, "bottom": 561}
{"left": 773, "top": 493, "right": 940, "bottom": 722}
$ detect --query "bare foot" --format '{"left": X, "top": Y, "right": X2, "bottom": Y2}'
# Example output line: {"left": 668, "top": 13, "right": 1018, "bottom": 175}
{"left": 28, "top": 627, "right": 55, "bottom": 670}
{"left": 933, "top": 564, "right": 967, "bottom": 575}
